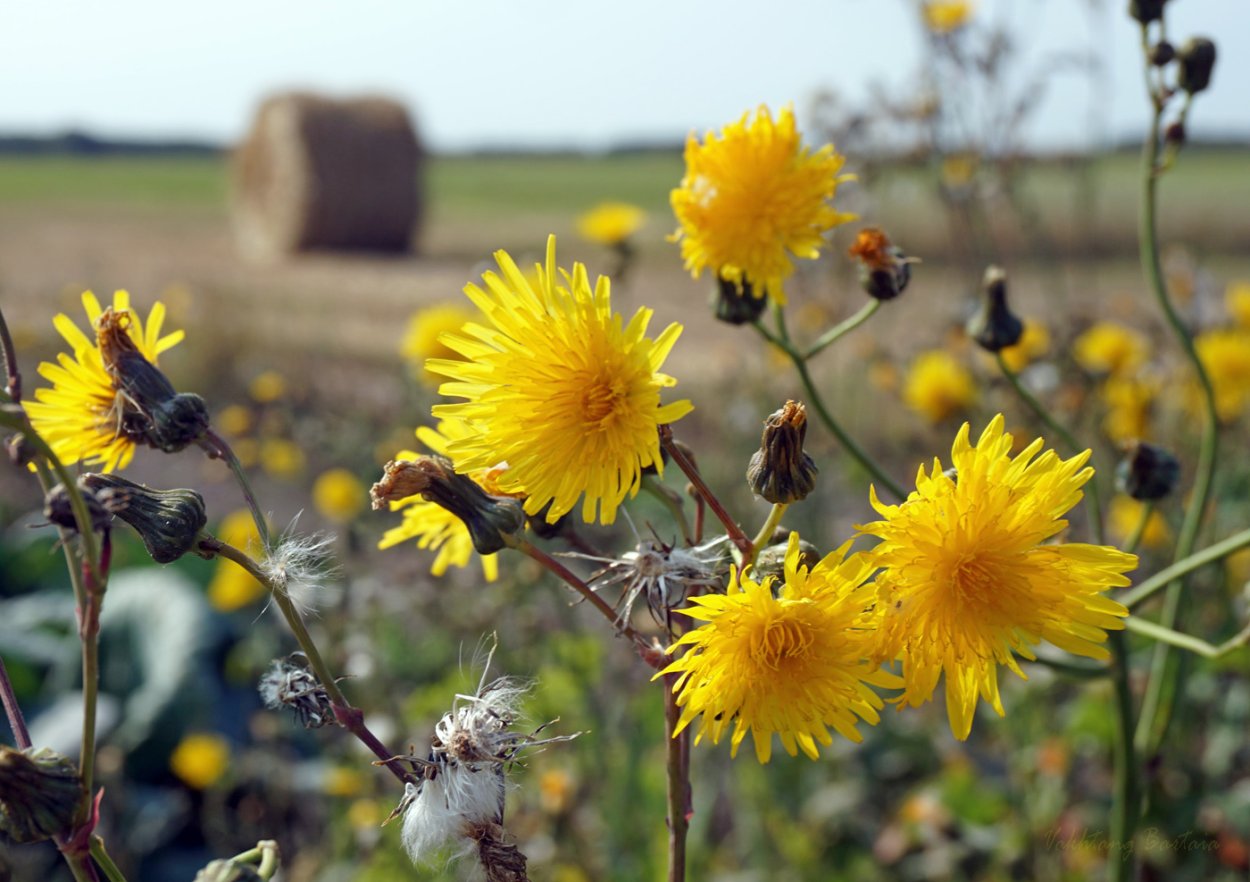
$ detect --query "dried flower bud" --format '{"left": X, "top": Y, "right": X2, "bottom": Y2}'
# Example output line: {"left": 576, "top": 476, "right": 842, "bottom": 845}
{"left": 747, "top": 401, "right": 818, "bottom": 504}
{"left": 1164, "top": 121, "right": 1186, "bottom": 149}
{"left": 1148, "top": 40, "right": 1175, "bottom": 66}
{"left": 372, "top": 455, "right": 525, "bottom": 555}
{"left": 259, "top": 653, "right": 337, "bottom": 729}
{"left": 967, "top": 265, "right": 1023, "bottom": 353}
{"left": 80, "top": 473, "right": 207, "bottom": 563}
{"left": 44, "top": 479, "right": 114, "bottom": 534}
{"left": 1128, "top": 0, "right": 1167, "bottom": 24}
{"left": 712, "top": 275, "right": 768, "bottom": 325}
{"left": 848, "top": 227, "right": 914, "bottom": 301}
{"left": 1116, "top": 441, "right": 1181, "bottom": 501}
{"left": 193, "top": 860, "right": 263, "bottom": 882}
{"left": 6, "top": 432, "right": 33, "bottom": 468}
{"left": 1177, "top": 37, "right": 1216, "bottom": 94}
{"left": 96, "top": 307, "right": 210, "bottom": 453}
{"left": 0, "top": 746, "right": 84, "bottom": 843}
{"left": 753, "top": 536, "right": 820, "bottom": 584}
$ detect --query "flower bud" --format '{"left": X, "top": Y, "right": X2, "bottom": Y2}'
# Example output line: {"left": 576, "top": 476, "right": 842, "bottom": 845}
{"left": 44, "top": 480, "right": 114, "bottom": 534}
{"left": 1177, "top": 37, "right": 1216, "bottom": 94}
{"left": 712, "top": 276, "right": 768, "bottom": 325}
{"left": 753, "top": 536, "right": 820, "bottom": 585}
{"left": 372, "top": 455, "right": 525, "bottom": 555}
{"left": 848, "top": 227, "right": 914, "bottom": 301}
{"left": 6, "top": 432, "right": 33, "bottom": 468}
{"left": 1148, "top": 40, "right": 1175, "bottom": 66}
{"left": 1116, "top": 441, "right": 1181, "bottom": 501}
{"left": 96, "top": 307, "right": 210, "bottom": 453}
{"left": 80, "top": 473, "right": 208, "bottom": 563}
{"left": 194, "top": 860, "right": 264, "bottom": 882}
{"left": 967, "top": 265, "right": 1023, "bottom": 353}
{"left": 0, "top": 746, "right": 84, "bottom": 844}
{"left": 1128, "top": 0, "right": 1167, "bottom": 24}
{"left": 747, "top": 401, "right": 818, "bottom": 504}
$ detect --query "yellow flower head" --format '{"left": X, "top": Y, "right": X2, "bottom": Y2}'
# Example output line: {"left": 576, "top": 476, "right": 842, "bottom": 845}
{"left": 430, "top": 235, "right": 692, "bottom": 525}
{"left": 670, "top": 105, "right": 855, "bottom": 305}
{"left": 904, "top": 350, "right": 977, "bottom": 424}
{"left": 169, "top": 732, "right": 230, "bottom": 790}
{"left": 399, "top": 302, "right": 479, "bottom": 388}
{"left": 248, "top": 370, "right": 287, "bottom": 403}
{"left": 1107, "top": 495, "right": 1170, "bottom": 551}
{"left": 208, "top": 509, "right": 267, "bottom": 612}
{"left": 1099, "top": 375, "right": 1158, "bottom": 442}
{"left": 923, "top": 0, "right": 974, "bottom": 34}
{"left": 858, "top": 415, "right": 1136, "bottom": 739}
{"left": 1073, "top": 322, "right": 1149, "bottom": 377}
{"left": 1225, "top": 281, "right": 1250, "bottom": 330}
{"left": 313, "top": 468, "right": 367, "bottom": 524}
{"left": 259, "top": 437, "right": 305, "bottom": 480}
{"left": 999, "top": 320, "right": 1050, "bottom": 373}
{"left": 377, "top": 420, "right": 505, "bottom": 582}
{"left": 658, "top": 533, "right": 901, "bottom": 763}
{"left": 577, "top": 202, "right": 645, "bottom": 246}
{"left": 1195, "top": 328, "right": 1250, "bottom": 422}
{"left": 25, "top": 291, "right": 185, "bottom": 472}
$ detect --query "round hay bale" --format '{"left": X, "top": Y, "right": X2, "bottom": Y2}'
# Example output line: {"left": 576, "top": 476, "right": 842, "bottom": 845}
{"left": 231, "top": 92, "right": 423, "bottom": 260}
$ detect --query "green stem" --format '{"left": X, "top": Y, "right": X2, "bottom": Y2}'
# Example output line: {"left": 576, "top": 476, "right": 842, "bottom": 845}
{"left": 802, "top": 300, "right": 880, "bottom": 360}
{"left": 1125, "top": 616, "right": 1250, "bottom": 659}
{"left": 1106, "top": 628, "right": 1136, "bottom": 878}
{"left": 0, "top": 306, "right": 20, "bottom": 401}
{"left": 201, "top": 429, "right": 271, "bottom": 549}
{"left": 748, "top": 503, "right": 788, "bottom": 569}
{"left": 1028, "top": 655, "right": 1108, "bottom": 680}
{"left": 641, "top": 475, "right": 694, "bottom": 546}
{"left": 1122, "top": 502, "right": 1154, "bottom": 556}
{"left": 1123, "top": 526, "right": 1250, "bottom": 608}
{"left": 90, "top": 837, "right": 128, "bottom": 882}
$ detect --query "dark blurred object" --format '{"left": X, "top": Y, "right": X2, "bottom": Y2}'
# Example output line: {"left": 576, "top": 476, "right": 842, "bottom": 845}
{"left": 231, "top": 92, "right": 423, "bottom": 260}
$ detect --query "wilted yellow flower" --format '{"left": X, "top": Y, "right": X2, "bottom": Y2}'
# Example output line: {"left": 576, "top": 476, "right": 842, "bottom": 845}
{"left": 1107, "top": 495, "right": 1170, "bottom": 551}
{"left": 1195, "top": 328, "right": 1250, "bottom": 422}
{"left": 26, "top": 291, "right": 184, "bottom": 472}
{"left": 248, "top": 370, "right": 287, "bottom": 403}
{"left": 577, "top": 202, "right": 645, "bottom": 246}
{"left": 207, "top": 509, "right": 266, "bottom": 612}
{"left": 1073, "top": 322, "right": 1149, "bottom": 377}
{"left": 399, "top": 302, "right": 478, "bottom": 388}
{"left": 169, "top": 732, "right": 230, "bottom": 790}
{"left": 431, "top": 235, "right": 692, "bottom": 525}
{"left": 216, "top": 404, "right": 253, "bottom": 438}
{"left": 259, "top": 438, "right": 306, "bottom": 480}
{"left": 1099, "top": 375, "right": 1158, "bottom": 442}
{"left": 904, "top": 350, "right": 977, "bottom": 423}
{"left": 999, "top": 320, "right": 1050, "bottom": 373}
{"left": 670, "top": 105, "right": 855, "bottom": 305}
{"left": 658, "top": 533, "right": 901, "bottom": 763}
{"left": 1225, "top": 281, "right": 1250, "bottom": 329}
{"left": 858, "top": 415, "right": 1136, "bottom": 739}
{"left": 923, "top": 1, "right": 974, "bottom": 33}
{"left": 313, "top": 468, "right": 366, "bottom": 524}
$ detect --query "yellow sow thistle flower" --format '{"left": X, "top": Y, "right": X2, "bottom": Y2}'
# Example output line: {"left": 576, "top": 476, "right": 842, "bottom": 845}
{"left": 169, "top": 732, "right": 230, "bottom": 790}
{"left": 430, "top": 235, "right": 692, "bottom": 525}
{"left": 577, "top": 201, "right": 645, "bottom": 247}
{"left": 670, "top": 105, "right": 855, "bottom": 305}
{"left": 903, "top": 350, "right": 977, "bottom": 424}
{"left": 26, "top": 291, "right": 185, "bottom": 472}
{"left": 658, "top": 533, "right": 902, "bottom": 763}
{"left": 1195, "top": 328, "right": 1250, "bottom": 422}
{"left": 923, "top": 0, "right": 974, "bottom": 34}
{"left": 399, "top": 302, "right": 479, "bottom": 388}
{"left": 858, "top": 415, "right": 1136, "bottom": 740}
{"left": 1073, "top": 322, "right": 1149, "bottom": 377}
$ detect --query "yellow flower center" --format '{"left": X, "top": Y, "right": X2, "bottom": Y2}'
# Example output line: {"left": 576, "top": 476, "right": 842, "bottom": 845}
{"left": 949, "top": 552, "right": 997, "bottom": 602}
{"left": 752, "top": 614, "right": 814, "bottom": 670}
{"left": 582, "top": 375, "right": 627, "bottom": 426}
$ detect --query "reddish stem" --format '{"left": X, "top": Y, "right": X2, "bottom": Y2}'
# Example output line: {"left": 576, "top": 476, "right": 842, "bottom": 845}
{"left": 659, "top": 427, "right": 751, "bottom": 557}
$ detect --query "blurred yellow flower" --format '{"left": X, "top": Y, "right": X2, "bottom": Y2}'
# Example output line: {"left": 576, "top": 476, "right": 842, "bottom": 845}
{"left": 208, "top": 509, "right": 266, "bottom": 611}
{"left": 671, "top": 104, "right": 855, "bottom": 305}
{"left": 1195, "top": 328, "right": 1250, "bottom": 422}
{"left": 538, "top": 767, "right": 576, "bottom": 814}
{"left": 999, "top": 320, "right": 1051, "bottom": 373}
{"left": 260, "top": 438, "right": 306, "bottom": 480}
{"left": 1099, "top": 375, "right": 1158, "bottom": 442}
{"left": 313, "top": 468, "right": 367, "bottom": 524}
{"left": 170, "top": 732, "right": 230, "bottom": 790}
{"left": 923, "top": 0, "right": 974, "bottom": 33}
{"left": 1073, "top": 322, "right": 1148, "bottom": 376}
{"left": 248, "top": 370, "right": 287, "bottom": 403}
{"left": 904, "top": 350, "right": 977, "bottom": 423}
{"left": 347, "top": 798, "right": 382, "bottom": 831}
{"left": 26, "top": 290, "right": 185, "bottom": 472}
{"left": 399, "top": 302, "right": 478, "bottom": 388}
{"left": 940, "top": 152, "right": 978, "bottom": 188}
{"left": 1225, "top": 281, "right": 1250, "bottom": 329}
{"left": 324, "top": 766, "right": 366, "bottom": 798}
{"left": 1107, "top": 495, "right": 1170, "bottom": 551}
{"left": 232, "top": 437, "right": 260, "bottom": 469}
{"left": 577, "top": 201, "right": 645, "bottom": 246}
{"left": 216, "top": 403, "right": 253, "bottom": 438}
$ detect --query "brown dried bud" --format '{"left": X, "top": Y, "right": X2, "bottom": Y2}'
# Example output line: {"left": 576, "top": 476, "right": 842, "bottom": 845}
{"left": 0, "top": 746, "right": 85, "bottom": 844}
{"left": 1116, "top": 441, "right": 1181, "bottom": 501}
{"left": 967, "top": 265, "right": 1023, "bottom": 353}
{"left": 1148, "top": 40, "right": 1175, "bottom": 66}
{"left": 470, "top": 821, "right": 529, "bottom": 882}
{"left": 80, "top": 473, "right": 208, "bottom": 563}
{"left": 1177, "top": 37, "right": 1216, "bottom": 94}
{"left": 44, "top": 479, "right": 114, "bottom": 534}
{"left": 95, "top": 307, "right": 209, "bottom": 453}
{"left": 1164, "top": 121, "right": 1186, "bottom": 149}
{"left": 848, "top": 228, "right": 913, "bottom": 301}
{"left": 747, "top": 401, "right": 818, "bottom": 504}
{"left": 1128, "top": 0, "right": 1167, "bottom": 24}
{"left": 259, "top": 653, "right": 337, "bottom": 729}
{"left": 372, "top": 455, "right": 525, "bottom": 555}
{"left": 712, "top": 276, "right": 768, "bottom": 325}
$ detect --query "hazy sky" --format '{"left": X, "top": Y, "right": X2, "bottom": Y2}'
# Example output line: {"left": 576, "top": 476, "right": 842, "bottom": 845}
{"left": 3, "top": 1, "right": 1246, "bottom": 151}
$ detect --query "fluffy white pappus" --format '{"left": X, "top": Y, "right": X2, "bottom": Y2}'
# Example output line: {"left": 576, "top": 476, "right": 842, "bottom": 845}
{"left": 400, "top": 766, "right": 505, "bottom": 866}
{"left": 261, "top": 526, "right": 339, "bottom": 616}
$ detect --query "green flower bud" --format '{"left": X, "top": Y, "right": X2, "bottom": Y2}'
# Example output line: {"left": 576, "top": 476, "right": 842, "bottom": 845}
{"left": 194, "top": 859, "right": 263, "bottom": 882}
{"left": 747, "top": 401, "right": 818, "bottom": 504}
{"left": 80, "top": 473, "right": 208, "bottom": 563}
{"left": 753, "top": 536, "right": 820, "bottom": 586}
{"left": 1116, "top": 441, "right": 1181, "bottom": 501}
{"left": 44, "top": 479, "right": 114, "bottom": 534}
{"left": 0, "top": 746, "right": 85, "bottom": 844}
{"left": 1128, "top": 0, "right": 1167, "bottom": 24}
{"left": 712, "top": 276, "right": 768, "bottom": 325}
{"left": 1177, "top": 37, "right": 1216, "bottom": 94}
{"left": 967, "top": 265, "right": 1023, "bottom": 353}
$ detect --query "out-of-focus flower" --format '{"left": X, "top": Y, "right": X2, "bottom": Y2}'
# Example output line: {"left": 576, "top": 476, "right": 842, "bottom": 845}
{"left": 577, "top": 202, "right": 645, "bottom": 246}
{"left": 1195, "top": 328, "right": 1250, "bottom": 422}
{"left": 923, "top": 0, "right": 974, "bottom": 33}
{"left": 1099, "top": 375, "right": 1159, "bottom": 442}
{"left": 538, "top": 768, "right": 576, "bottom": 815}
{"left": 248, "top": 370, "right": 287, "bottom": 403}
{"left": 1225, "top": 281, "right": 1250, "bottom": 329}
{"left": 999, "top": 320, "right": 1051, "bottom": 373}
{"left": 670, "top": 105, "right": 855, "bottom": 305}
{"left": 1073, "top": 322, "right": 1149, "bottom": 377}
{"left": 170, "top": 732, "right": 230, "bottom": 790}
{"left": 323, "top": 767, "right": 366, "bottom": 798}
{"left": 399, "top": 303, "right": 478, "bottom": 388}
{"left": 1107, "top": 495, "right": 1171, "bottom": 551}
{"left": 208, "top": 509, "right": 267, "bottom": 612}
{"left": 26, "top": 291, "right": 185, "bottom": 472}
{"left": 940, "top": 152, "right": 979, "bottom": 187}
{"left": 658, "top": 533, "right": 901, "bottom": 762}
{"left": 903, "top": 350, "right": 977, "bottom": 423}
{"left": 313, "top": 468, "right": 367, "bottom": 524}
{"left": 430, "top": 235, "right": 691, "bottom": 525}
{"left": 259, "top": 438, "right": 306, "bottom": 480}
{"left": 216, "top": 404, "right": 253, "bottom": 437}
{"left": 858, "top": 415, "right": 1136, "bottom": 739}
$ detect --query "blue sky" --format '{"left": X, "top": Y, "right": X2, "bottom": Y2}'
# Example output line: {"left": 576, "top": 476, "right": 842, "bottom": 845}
{"left": 2, "top": 0, "right": 1245, "bottom": 151}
